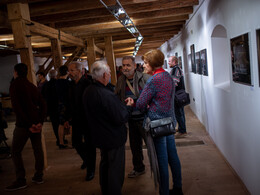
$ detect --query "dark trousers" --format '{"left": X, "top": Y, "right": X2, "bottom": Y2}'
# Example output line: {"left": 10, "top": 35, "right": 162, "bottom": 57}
{"left": 174, "top": 105, "right": 187, "bottom": 133}
{"left": 49, "top": 113, "right": 59, "bottom": 144}
{"left": 100, "top": 145, "right": 125, "bottom": 195}
{"left": 12, "top": 126, "right": 44, "bottom": 181}
{"left": 128, "top": 119, "right": 146, "bottom": 172}
{"left": 72, "top": 126, "right": 96, "bottom": 173}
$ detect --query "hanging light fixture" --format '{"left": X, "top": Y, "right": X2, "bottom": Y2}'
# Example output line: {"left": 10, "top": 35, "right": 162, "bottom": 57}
{"left": 99, "top": 0, "right": 143, "bottom": 57}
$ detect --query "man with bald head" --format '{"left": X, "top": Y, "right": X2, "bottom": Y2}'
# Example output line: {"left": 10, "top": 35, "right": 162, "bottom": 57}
{"left": 68, "top": 62, "right": 96, "bottom": 181}
{"left": 115, "top": 56, "right": 150, "bottom": 178}
{"left": 168, "top": 56, "right": 187, "bottom": 138}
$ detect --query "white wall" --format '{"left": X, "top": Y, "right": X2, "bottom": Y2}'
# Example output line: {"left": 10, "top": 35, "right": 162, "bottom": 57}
{"left": 0, "top": 55, "right": 20, "bottom": 95}
{"left": 160, "top": 0, "right": 260, "bottom": 194}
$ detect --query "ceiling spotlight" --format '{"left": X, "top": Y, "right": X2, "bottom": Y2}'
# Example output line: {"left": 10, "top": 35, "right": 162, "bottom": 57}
{"left": 99, "top": 0, "right": 143, "bottom": 57}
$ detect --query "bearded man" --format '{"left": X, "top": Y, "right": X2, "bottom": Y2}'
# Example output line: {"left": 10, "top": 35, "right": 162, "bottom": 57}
{"left": 115, "top": 56, "right": 150, "bottom": 178}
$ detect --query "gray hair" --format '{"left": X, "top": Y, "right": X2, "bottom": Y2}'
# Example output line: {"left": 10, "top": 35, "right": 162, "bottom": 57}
{"left": 91, "top": 61, "right": 110, "bottom": 80}
{"left": 48, "top": 69, "right": 57, "bottom": 79}
{"left": 122, "top": 56, "right": 135, "bottom": 64}
{"left": 69, "top": 61, "right": 82, "bottom": 72}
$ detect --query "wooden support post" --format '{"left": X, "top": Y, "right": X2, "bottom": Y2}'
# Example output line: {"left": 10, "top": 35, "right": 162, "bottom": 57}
{"left": 7, "top": 3, "right": 36, "bottom": 85}
{"left": 7, "top": 3, "right": 48, "bottom": 169}
{"left": 87, "top": 37, "right": 96, "bottom": 72}
{"left": 51, "top": 39, "right": 63, "bottom": 70}
{"left": 104, "top": 36, "right": 117, "bottom": 85}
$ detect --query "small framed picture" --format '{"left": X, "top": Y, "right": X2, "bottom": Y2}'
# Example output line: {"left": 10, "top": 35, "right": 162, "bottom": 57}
{"left": 195, "top": 52, "right": 202, "bottom": 74}
{"left": 190, "top": 44, "right": 196, "bottom": 73}
{"left": 200, "top": 49, "right": 208, "bottom": 76}
{"left": 178, "top": 56, "right": 182, "bottom": 70}
{"left": 230, "top": 33, "right": 251, "bottom": 85}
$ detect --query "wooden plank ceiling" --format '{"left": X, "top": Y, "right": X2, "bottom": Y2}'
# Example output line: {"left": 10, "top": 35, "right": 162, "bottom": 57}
{"left": 0, "top": 0, "right": 198, "bottom": 59}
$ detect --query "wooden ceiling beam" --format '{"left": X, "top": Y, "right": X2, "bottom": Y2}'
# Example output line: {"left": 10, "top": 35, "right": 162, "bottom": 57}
{"left": 30, "top": 0, "right": 196, "bottom": 24}
{"left": 29, "top": 0, "right": 160, "bottom": 17}
{"left": 131, "top": 7, "right": 193, "bottom": 21}
{"left": 125, "top": 0, "right": 198, "bottom": 14}
{"left": 114, "top": 47, "right": 135, "bottom": 52}
{"left": 27, "top": 19, "right": 85, "bottom": 47}
{"left": 60, "top": 15, "right": 188, "bottom": 33}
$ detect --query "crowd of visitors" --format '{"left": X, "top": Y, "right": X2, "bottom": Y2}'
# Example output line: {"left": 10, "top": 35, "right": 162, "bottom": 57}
{"left": 5, "top": 50, "right": 187, "bottom": 195}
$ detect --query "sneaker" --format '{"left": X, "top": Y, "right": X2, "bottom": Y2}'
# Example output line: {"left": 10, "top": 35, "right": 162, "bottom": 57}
{"left": 175, "top": 132, "right": 187, "bottom": 139}
{"left": 32, "top": 176, "right": 44, "bottom": 184}
{"left": 128, "top": 170, "right": 145, "bottom": 178}
{"left": 169, "top": 187, "right": 183, "bottom": 195}
{"left": 5, "top": 180, "right": 27, "bottom": 191}
{"left": 63, "top": 139, "right": 68, "bottom": 144}
{"left": 59, "top": 144, "right": 68, "bottom": 149}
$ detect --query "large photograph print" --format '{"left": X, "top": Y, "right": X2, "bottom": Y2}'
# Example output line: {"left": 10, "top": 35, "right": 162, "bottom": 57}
{"left": 195, "top": 51, "right": 202, "bottom": 74}
{"left": 190, "top": 44, "right": 196, "bottom": 73}
{"left": 257, "top": 29, "right": 260, "bottom": 86}
{"left": 200, "top": 49, "right": 208, "bottom": 76}
{"left": 230, "top": 33, "right": 251, "bottom": 85}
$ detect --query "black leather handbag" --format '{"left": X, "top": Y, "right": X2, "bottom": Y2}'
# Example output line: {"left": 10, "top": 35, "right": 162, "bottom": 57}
{"left": 175, "top": 89, "right": 190, "bottom": 107}
{"left": 150, "top": 117, "right": 175, "bottom": 138}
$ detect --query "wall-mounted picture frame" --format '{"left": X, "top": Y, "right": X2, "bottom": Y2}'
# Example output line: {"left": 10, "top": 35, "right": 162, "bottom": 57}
{"left": 188, "top": 54, "right": 192, "bottom": 72}
{"left": 257, "top": 29, "right": 260, "bottom": 86}
{"left": 195, "top": 51, "right": 202, "bottom": 74}
{"left": 178, "top": 56, "right": 182, "bottom": 70}
{"left": 230, "top": 33, "right": 251, "bottom": 85}
{"left": 200, "top": 49, "right": 208, "bottom": 76}
{"left": 190, "top": 44, "right": 196, "bottom": 73}
{"left": 163, "top": 59, "right": 168, "bottom": 69}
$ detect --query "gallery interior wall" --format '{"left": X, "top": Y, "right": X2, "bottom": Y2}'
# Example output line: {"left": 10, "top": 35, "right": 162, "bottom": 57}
{"left": 160, "top": 0, "right": 260, "bottom": 194}
{"left": 0, "top": 55, "right": 20, "bottom": 94}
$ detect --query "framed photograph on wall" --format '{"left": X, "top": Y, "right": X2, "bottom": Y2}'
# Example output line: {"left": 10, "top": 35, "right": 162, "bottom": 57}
{"left": 163, "top": 59, "right": 168, "bottom": 69}
{"left": 230, "top": 33, "right": 251, "bottom": 85}
{"left": 195, "top": 52, "right": 202, "bottom": 74}
{"left": 200, "top": 49, "right": 208, "bottom": 76}
{"left": 188, "top": 54, "right": 192, "bottom": 72}
{"left": 257, "top": 29, "right": 260, "bottom": 86}
{"left": 178, "top": 56, "right": 182, "bottom": 70}
{"left": 190, "top": 44, "right": 196, "bottom": 73}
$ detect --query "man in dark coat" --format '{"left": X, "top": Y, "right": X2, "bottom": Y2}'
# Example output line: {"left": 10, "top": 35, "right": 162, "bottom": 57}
{"left": 83, "top": 60, "right": 133, "bottom": 195}
{"left": 6, "top": 63, "right": 46, "bottom": 191}
{"left": 68, "top": 62, "right": 96, "bottom": 181}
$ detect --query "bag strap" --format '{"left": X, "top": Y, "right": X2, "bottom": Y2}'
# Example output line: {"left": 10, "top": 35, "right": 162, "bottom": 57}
{"left": 126, "top": 78, "right": 136, "bottom": 96}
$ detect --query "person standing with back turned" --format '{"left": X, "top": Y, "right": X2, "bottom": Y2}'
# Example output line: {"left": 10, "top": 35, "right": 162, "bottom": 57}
{"left": 83, "top": 61, "right": 133, "bottom": 195}
{"left": 6, "top": 63, "right": 46, "bottom": 191}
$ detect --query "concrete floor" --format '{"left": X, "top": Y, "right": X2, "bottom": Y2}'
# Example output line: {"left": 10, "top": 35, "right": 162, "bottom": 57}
{"left": 0, "top": 107, "right": 249, "bottom": 195}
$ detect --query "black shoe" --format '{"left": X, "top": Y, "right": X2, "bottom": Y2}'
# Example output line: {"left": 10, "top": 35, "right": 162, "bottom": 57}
{"left": 81, "top": 162, "right": 87, "bottom": 170}
{"left": 5, "top": 180, "right": 27, "bottom": 191}
{"left": 169, "top": 187, "right": 183, "bottom": 195}
{"left": 85, "top": 171, "right": 94, "bottom": 181}
{"left": 59, "top": 144, "right": 68, "bottom": 149}
{"left": 32, "top": 176, "right": 44, "bottom": 184}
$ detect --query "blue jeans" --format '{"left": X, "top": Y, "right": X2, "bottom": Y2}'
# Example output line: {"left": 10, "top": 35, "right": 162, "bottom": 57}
{"left": 174, "top": 106, "right": 186, "bottom": 133}
{"left": 153, "top": 134, "right": 182, "bottom": 195}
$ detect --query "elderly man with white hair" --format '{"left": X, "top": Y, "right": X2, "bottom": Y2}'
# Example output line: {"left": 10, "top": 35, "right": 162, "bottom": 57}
{"left": 83, "top": 61, "right": 133, "bottom": 195}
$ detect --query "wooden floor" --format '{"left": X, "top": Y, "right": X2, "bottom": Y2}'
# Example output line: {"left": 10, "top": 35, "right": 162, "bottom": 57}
{"left": 0, "top": 107, "right": 249, "bottom": 195}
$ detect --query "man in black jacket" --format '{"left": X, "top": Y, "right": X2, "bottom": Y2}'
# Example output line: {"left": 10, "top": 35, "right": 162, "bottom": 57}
{"left": 42, "top": 69, "right": 60, "bottom": 147}
{"left": 169, "top": 56, "right": 187, "bottom": 138}
{"left": 68, "top": 62, "right": 96, "bottom": 181}
{"left": 83, "top": 61, "right": 133, "bottom": 195}
{"left": 6, "top": 63, "right": 46, "bottom": 191}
